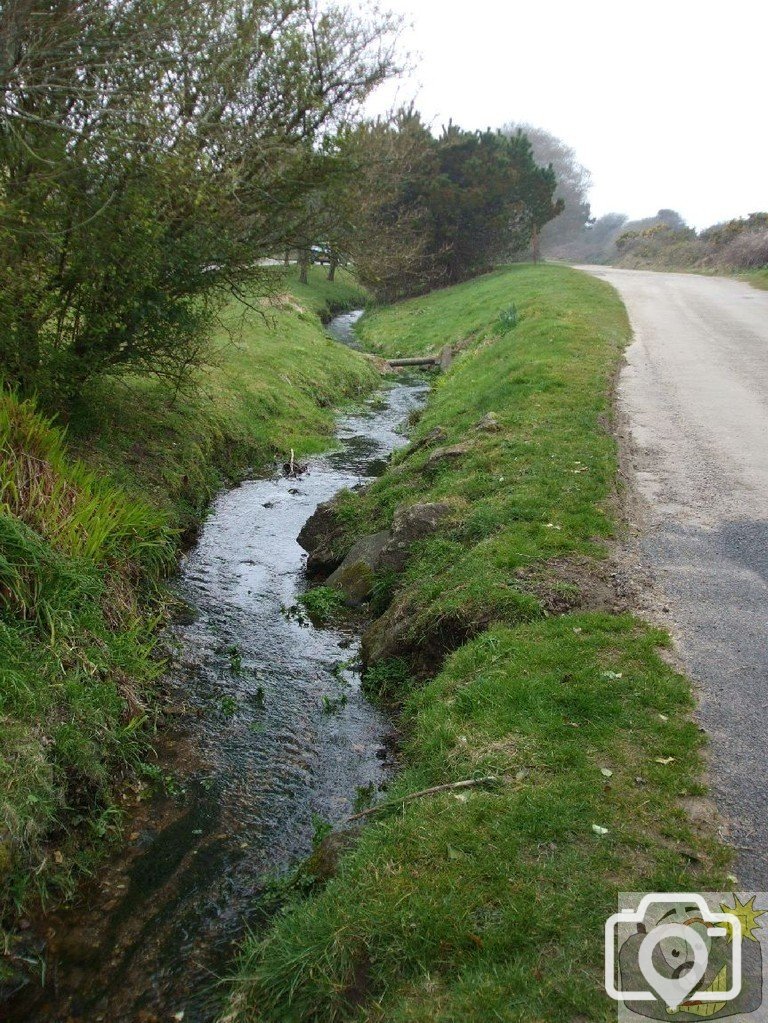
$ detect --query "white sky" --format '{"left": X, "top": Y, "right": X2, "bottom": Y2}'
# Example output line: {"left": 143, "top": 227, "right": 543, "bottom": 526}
{"left": 364, "top": 0, "right": 768, "bottom": 228}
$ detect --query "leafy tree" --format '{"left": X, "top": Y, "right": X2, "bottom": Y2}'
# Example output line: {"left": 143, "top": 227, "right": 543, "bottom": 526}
{"left": 502, "top": 123, "right": 592, "bottom": 256}
{"left": 340, "top": 115, "right": 562, "bottom": 300}
{"left": 0, "top": 0, "right": 401, "bottom": 399}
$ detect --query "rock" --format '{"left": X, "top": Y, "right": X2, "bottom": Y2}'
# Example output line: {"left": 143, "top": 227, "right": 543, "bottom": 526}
{"left": 297, "top": 498, "right": 347, "bottom": 576}
{"left": 425, "top": 442, "right": 472, "bottom": 470}
{"left": 304, "top": 830, "right": 358, "bottom": 884}
{"left": 326, "top": 530, "right": 391, "bottom": 606}
{"left": 400, "top": 425, "right": 447, "bottom": 462}
{"left": 475, "top": 412, "right": 501, "bottom": 432}
{"left": 361, "top": 599, "right": 413, "bottom": 665}
{"left": 378, "top": 501, "right": 453, "bottom": 572}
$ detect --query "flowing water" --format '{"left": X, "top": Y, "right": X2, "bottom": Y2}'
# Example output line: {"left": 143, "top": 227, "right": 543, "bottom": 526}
{"left": 7, "top": 312, "right": 428, "bottom": 1023}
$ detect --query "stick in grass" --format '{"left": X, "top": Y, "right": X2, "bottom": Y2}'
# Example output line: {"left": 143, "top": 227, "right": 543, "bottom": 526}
{"left": 347, "top": 776, "right": 500, "bottom": 822}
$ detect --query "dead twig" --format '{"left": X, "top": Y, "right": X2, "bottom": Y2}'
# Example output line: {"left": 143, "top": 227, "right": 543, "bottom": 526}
{"left": 347, "top": 775, "right": 500, "bottom": 822}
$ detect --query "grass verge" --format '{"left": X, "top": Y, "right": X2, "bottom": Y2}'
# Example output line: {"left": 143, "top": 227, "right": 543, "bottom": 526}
{"left": 0, "top": 266, "right": 376, "bottom": 988}
{"left": 226, "top": 264, "right": 731, "bottom": 1022}
{"left": 742, "top": 268, "right": 768, "bottom": 290}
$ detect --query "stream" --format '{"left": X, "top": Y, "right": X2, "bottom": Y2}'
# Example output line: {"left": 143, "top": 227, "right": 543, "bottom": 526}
{"left": 7, "top": 311, "right": 429, "bottom": 1023}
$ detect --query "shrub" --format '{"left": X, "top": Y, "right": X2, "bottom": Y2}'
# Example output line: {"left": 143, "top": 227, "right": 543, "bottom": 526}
{"left": 720, "top": 229, "right": 768, "bottom": 269}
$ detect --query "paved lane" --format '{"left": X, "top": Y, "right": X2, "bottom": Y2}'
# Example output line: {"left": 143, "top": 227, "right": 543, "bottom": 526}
{"left": 582, "top": 267, "right": 768, "bottom": 887}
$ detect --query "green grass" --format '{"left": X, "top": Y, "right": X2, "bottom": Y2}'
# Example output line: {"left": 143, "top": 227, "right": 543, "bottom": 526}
{"left": 332, "top": 264, "right": 630, "bottom": 654}
{"left": 226, "top": 265, "right": 730, "bottom": 1022}
{"left": 0, "top": 265, "right": 377, "bottom": 982}
{"left": 742, "top": 268, "right": 768, "bottom": 290}
{"left": 0, "top": 393, "right": 173, "bottom": 930}
{"left": 297, "top": 586, "right": 348, "bottom": 625}
{"left": 66, "top": 265, "right": 375, "bottom": 531}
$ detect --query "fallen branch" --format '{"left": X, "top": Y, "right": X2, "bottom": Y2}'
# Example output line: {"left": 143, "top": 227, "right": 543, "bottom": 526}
{"left": 347, "top": 775, "right": 500, "bottom": 822}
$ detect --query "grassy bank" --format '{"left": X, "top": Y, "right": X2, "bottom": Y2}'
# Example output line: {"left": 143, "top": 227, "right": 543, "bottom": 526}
{"left": 227, "top": 265, "right": 730, "bottom": 1022}
{"left": 67, "top": 266, "right": 375, "bottom": 532}
{"left": 0, "top": 266, "right": 377, "bottom": 985}
{"left": 743, "top": 268, "right": 768, "bottom": 290}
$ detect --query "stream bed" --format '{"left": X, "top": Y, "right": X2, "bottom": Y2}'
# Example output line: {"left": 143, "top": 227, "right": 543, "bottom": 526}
{"left": 7, "top": 312, "right": 428, "bottom": 1023}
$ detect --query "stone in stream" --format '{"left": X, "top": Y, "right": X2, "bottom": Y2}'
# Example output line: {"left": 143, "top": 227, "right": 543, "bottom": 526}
{"left": 299, "top": 492, "right": 456, "bottom": 606}
{"left": 361, "top": 599, "right": 413, "bottom": 665}
{"left": 323, "top": 501, "right": 455, "bottom": 605}
{"left": 297, "top": 497, "right": 347, "bottom": 576}
{"left": 325, "top": 530, "right": 391, "bottom": 606}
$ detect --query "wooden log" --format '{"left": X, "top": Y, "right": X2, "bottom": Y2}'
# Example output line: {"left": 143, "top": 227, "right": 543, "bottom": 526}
{"left": 386, "top": 355, "right": 438, "bottom": 367}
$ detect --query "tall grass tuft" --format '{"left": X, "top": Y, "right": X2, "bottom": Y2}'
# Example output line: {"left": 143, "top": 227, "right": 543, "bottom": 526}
{"left": 0, "top": 391, "right": 170, "bottom": 935}
{"left": 0, "top": 393, "right": 174, "bottom": 578}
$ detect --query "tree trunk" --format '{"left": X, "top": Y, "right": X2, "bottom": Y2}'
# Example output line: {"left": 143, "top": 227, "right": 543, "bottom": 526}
{"left": 298, "top": 248, "right": 310, "bottom": 285}
{"left": 327, "top": 254, "right": 338, "bottom": 282}
{"left": 531, "top": 223, "right": 541, "bottom": 263}
{"left": 284, "top": 249, "right": 291, "bottom": 265}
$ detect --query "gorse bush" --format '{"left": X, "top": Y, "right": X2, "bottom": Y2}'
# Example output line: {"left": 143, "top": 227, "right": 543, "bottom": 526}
{"left": 611, "top": 210, "right": 768, "bottom": 272}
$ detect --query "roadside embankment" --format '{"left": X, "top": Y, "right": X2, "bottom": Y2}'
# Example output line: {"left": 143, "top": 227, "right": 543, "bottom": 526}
{"left": 226, "top": 264, "right": 730, "bottom": 1023}
{"left": 0, "top": 266, "right": 378, "bottom": 990}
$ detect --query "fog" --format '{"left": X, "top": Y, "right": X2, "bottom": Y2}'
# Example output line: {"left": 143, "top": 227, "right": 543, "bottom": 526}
{"left": 364, "top": 0, "right": 767, "bottom": 228}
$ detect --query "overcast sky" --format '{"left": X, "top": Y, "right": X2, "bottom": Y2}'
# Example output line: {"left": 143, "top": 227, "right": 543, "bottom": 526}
{"left": 364, "top": 0, "right": 767, "bottom": 228}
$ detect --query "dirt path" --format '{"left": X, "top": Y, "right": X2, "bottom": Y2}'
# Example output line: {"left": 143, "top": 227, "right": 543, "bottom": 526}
{"left": 580, "top": 266, "right": 768, "bottom": 888}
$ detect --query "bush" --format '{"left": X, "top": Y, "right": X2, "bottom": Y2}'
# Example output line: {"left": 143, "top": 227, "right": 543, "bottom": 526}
{"left": 720, "top": 229, "right": 768, "bottom": 269}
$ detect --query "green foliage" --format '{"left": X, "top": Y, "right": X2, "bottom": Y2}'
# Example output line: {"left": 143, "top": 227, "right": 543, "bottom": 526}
{"left": 603, "top": 209, "right": 768, "bottom": 273}
{"left": 0, "top": 393, "right": 170, "bottom": 925}
{"left": 343, "top": 113, "right": 562, "bottom": 301}
{"left": 66, "top": 267, "right": 377, "bottom": 533}
{"left": 0, "top": 267, "right": 376, "bottom": 952}
{"left": 351, "top": 265, "right": 626, "bottom": 652}
{"left": 494, "top": 304, "right": 518, "bottom": 335}
{"left": 298, "top": 586, "right": 347, "bottom": 625}
{"left": 362, "top": 657, "right": 412, "bottom": 702}
{"left": 0, "top": 0, "right": 399, "bottom": 399}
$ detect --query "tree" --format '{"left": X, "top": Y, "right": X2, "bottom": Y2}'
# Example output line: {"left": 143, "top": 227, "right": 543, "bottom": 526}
{"left": 340, "top": 115, "right": 563, "bottom": 300}
{"left": 502, "top": 123, "right": 591, "bottom": 256}
{"left": 0, "top": 0, "right": 402, "bottom": 398}
{"left": 331, "top": 110, "right": 440, "bottom": 302}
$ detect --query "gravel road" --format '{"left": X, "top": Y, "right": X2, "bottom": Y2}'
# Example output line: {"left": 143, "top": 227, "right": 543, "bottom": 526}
{"left": 581, "top": 267, "right": 768, "bottom": 888}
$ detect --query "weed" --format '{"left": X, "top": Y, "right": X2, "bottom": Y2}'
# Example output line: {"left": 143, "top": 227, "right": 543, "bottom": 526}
{"left": 362, "top": 657, "right": 412, "bottom": 702}
{"left": 494, "top": 302, "right": 518, "bottom": 334}
{"left": 217, "top": 695, "right": 239, "bottom": 718}
{"left": 311, "top": 816, "right": 333, "bottom": 849}
{"left": 353, "top": 781, "right": 376, "bottom": 813}
{"left": 297, "top": 586, "right": 347, "bottom": 625}
{"left": 228, "top": 645, "right": 243, "bottom": 673}
{"left": 320, "top": 694, "right": 348, "bottom": 715}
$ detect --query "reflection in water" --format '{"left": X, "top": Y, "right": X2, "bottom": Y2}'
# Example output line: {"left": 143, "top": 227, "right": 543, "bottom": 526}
{"left": 7, "top": 315, "right": 429, "bottom": 1023}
